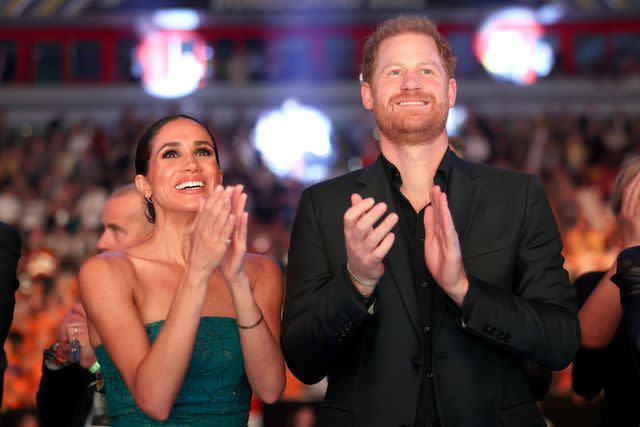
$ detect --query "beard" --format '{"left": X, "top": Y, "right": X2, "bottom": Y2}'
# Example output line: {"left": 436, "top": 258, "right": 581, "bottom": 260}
{"left": 374, "top": 90, "right": 450, "bottom": 146}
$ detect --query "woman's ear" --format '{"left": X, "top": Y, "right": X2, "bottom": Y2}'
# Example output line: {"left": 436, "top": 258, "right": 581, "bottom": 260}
{"left": 135, "top": 174, "right": 151, "bottom": 199}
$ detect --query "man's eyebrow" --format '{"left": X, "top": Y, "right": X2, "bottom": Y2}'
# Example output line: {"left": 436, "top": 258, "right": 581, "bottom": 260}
{"left": 106, "top": 223, "right": 126, "bottom": 233}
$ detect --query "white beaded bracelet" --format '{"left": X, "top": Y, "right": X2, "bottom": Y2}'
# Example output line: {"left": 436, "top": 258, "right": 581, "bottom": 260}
{"left": 346, "top": 262, "right": 378, "bottom": 288}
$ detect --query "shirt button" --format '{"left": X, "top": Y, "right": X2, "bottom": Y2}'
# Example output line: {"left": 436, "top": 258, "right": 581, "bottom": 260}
{"left": 421, "top": 281, "right": 428, "bottom": 288}
{"left": 410, "top": 358, "right": 422, "bottom": 369}
{"left": 425, "top": 371, "right": 433, "bottom": 379}
{"left": 424, "top": 325, "right": 430, "bottom": 333}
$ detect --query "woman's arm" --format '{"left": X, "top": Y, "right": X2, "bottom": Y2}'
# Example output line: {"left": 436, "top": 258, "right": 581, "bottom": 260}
{"left": 578, "top": 264, "right": 620, "bottom": 348}
{"left": 220, "top": 187, "right": 285, "bottom": 403}
{"left": 579, "top": 171, "right": 640, "bottom": 348}
{"left": 234, "top": 256, "right": 285, "bottom": 403}
{"left": 80, "top": 186, "right": 237, "bottom": 420}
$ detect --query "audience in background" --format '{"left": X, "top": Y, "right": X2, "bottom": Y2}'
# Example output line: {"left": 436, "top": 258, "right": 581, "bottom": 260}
{"left": 1, "top": 108, "right": 639, "bottom": 424}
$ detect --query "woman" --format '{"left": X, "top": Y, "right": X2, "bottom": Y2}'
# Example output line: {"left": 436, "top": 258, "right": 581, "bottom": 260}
{"left": 79, "top": 115, "right": 285, "bottom": 426}
{"left": 573, "top": 158, "right": 640, "bottom": 426}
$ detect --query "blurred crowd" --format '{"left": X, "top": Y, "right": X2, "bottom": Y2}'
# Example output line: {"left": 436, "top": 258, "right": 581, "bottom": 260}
{"left": 0, "top": 106, "right": 639, "bottom": 423}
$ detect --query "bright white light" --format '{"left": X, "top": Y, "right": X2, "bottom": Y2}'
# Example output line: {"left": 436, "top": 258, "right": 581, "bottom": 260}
{"left": 446, "top": 106, "right": 468, "bottom": 137}
{"left": 536, "top": 4, "right": 566, "bottom": 25}
{"left": 474, "top": 7, "right": 555, "bottom": 85}
{"left": 137, "top": 30, "right": 207, "bottom": 99}
{"left": 152, "top": 9, "right": 200, "bottom": 30}
{"left": 533, "top": 39, "right": 554, "bottom": 77}
{"left": 253, "top": 99, "right": 333, "bottom": 182}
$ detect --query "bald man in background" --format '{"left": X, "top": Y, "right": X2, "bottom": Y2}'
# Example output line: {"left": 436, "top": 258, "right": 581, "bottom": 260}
{"left": 37, "top": 184, "right": 153, "bottom": 427}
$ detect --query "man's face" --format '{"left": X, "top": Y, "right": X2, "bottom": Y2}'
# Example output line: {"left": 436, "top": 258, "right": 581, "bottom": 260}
{"left": 361, "top": 33, "right": 456, "bottom": 145}
{"left": 97, "top": 192, "right": 151, "bottom": 251}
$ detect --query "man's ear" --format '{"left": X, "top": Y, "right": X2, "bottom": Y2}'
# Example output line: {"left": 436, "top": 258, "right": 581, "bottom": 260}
{"left": 361, "top": 82, "right": 374, "bottom": 111}
{"left": 448, "top": 78, "right": 457, "bottom": 108}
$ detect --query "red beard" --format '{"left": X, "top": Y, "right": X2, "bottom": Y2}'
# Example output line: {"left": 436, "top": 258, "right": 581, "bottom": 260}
{"left": 374, "top": 91, "right": 450, "bottom": 145}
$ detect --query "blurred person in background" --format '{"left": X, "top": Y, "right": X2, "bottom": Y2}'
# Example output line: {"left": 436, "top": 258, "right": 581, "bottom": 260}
{"left": 573, "top": 158, "right": 640, "bottom": 426}
{"left": 79, "top": 115, "right": 285, "bottom": 425}
{"left": 36, "top": 184, "right": 153, "bottom": 427}
{"left": 282, "top": 15, "right": 578, "bottom": 427}
{"left": 610, "top": 246, "right": 640, "bottom": 364}
{"left": 1, "top": 221, "right": 21, "bottom": 406}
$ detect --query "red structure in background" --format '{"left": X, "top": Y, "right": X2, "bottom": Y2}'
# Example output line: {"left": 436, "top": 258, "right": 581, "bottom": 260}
{"left": 1, "top": 18, "right": 640, "bottom": 85}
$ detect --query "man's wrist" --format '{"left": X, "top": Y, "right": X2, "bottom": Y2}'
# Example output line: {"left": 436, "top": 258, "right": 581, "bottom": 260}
{"left": 450, "top": 277, "right": 470, "bottom": 307}
{"left": 346, "top": 262, "right": 378, "bottom": 289}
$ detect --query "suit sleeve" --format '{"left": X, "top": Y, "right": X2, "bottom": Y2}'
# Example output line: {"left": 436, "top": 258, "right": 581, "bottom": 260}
{"left": 461, "top": 176, "right": 580, "bottom": 370}
{"left": 0, "top": 222, "right": 21, "bottom": 406}
{"left": 0, "top": 222, "right": 20, "bottom": 346}
{"left": 37, "top": 362, "right": 94, "bottom": 427}
{"left": 282, "top": 188, "right": 371, "bottom": 384}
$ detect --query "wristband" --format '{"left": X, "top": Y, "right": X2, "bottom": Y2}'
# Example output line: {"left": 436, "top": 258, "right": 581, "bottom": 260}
{"left": 346, "top": 262, "right": 378, "bottom": 288}
{"left": 89, "top": 361, "right": 101, "bottom": 374}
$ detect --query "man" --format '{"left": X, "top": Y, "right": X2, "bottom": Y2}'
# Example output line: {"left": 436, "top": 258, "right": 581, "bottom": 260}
{"left": 0, "top": 221, "right": 21, "bottom": 407}
{"left": 282, "top": 15, "right": 579, "bottom": 427}
{"left": 37, "top": 184, "right": 152, "bottom": 427}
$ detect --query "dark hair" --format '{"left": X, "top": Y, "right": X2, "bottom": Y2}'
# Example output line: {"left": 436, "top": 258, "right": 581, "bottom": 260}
{"left": 135, "top": 114, "right": 221, "bottom": 223}
{"left": 361, "top": 15, "right": 457, "bottom": 84}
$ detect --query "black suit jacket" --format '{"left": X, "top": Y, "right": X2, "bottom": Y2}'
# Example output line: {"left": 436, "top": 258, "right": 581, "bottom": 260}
{"left": 37, "top": 362, "right": 95, "bottom": 427}
{"left": 282, "top": 154, "right": 580, "bottom": 427}
{"left": 0, "top": 221, "right": 21, "bottom": 407}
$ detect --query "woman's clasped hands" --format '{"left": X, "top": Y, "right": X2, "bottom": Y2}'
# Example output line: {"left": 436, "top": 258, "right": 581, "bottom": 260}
{"left": 183, "top": 184, "right": 249, "bottom": 285}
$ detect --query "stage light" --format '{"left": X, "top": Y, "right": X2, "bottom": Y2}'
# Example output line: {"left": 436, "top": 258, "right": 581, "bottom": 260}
{"left": 474, "top": 7, "right": 555, "bottom": 85}
{"left": 152, "top": 9, "right": 200, "bottom": 31}
{"left": 136, "top": 30, "right": 208, "bottom": 99}
{"left": 253, "top": 98, "right": 334, "bottom": 183}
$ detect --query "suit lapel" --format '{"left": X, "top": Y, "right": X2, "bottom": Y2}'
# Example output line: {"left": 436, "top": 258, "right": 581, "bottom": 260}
{"left": 431, "top": 153, "right": 480, "bottom": 338}
{"left": 357, "top": 159, "right": 423, "bottom": 343}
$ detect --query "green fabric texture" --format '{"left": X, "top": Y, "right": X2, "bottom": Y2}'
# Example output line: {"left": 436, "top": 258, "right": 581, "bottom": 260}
{"left": 95, "top": 317, "right": 251, "bottom": 426}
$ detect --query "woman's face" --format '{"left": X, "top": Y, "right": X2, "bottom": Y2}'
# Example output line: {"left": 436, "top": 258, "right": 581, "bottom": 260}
{"left": 137, "top": 118, "right": 222, "bottom": 215}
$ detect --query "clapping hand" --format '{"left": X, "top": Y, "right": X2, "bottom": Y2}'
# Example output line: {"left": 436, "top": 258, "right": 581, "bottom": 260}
{"left": 343, "top": 193, "right": 398, "bottom": 295}
{"left": 220, "top": 185, "right": 249, "bottom": 286}
{"left": 184, "top": 185, "right": 236, "bottom": 277}
{"left": 620, "top": 171, "right": 640, "bottom": 248}
{"left": 424, "top": 185, "right": 469, "bottom": 307}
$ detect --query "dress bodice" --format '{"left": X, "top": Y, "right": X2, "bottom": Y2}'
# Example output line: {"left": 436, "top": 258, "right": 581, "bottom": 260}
{"left": 95, "top": 316, "right": 251, "bottom": 426}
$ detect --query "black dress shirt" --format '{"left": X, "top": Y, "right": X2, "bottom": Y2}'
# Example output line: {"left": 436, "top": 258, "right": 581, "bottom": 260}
{"left": 381, "top": 149, "right": 452, "bottom": 427}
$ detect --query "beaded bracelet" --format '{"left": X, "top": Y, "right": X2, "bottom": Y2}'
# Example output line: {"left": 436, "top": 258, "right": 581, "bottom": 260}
{"left": 238, "top": 312, "right": 264, "bottom": 329}
{"left": 346, "top": 262, "right": 378, "bottom": 288}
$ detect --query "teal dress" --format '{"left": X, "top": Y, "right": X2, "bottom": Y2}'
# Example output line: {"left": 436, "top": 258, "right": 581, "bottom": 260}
{"left": 95, "top": 317, "right": 252, "bottom": 427}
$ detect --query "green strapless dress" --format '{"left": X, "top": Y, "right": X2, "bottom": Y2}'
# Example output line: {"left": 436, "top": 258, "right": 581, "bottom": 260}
{"left": 95, "top": 317, "right": 251, "bottom": 427}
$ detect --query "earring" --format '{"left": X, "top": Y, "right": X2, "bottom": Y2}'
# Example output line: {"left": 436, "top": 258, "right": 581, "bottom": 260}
{"left": 146, "top": 195, "right": 153, "bottom": 204}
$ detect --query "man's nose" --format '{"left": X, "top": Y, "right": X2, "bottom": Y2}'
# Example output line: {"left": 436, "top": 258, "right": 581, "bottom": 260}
{"left": 401, "top": 70, "right": 422, "bottom": 90}
{"left": 97, "top": 232, "right": 110, "bottom": 252}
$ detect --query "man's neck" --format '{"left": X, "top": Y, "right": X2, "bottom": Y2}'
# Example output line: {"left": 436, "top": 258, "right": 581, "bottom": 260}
{"left": 380, "top": 134, "right": 449, "bottom": 211}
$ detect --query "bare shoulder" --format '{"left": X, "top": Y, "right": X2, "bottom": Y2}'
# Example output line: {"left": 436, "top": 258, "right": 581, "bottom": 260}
{"left": 244, "top": 253, "right": 283, "bottom": 290}
{"left": 78, "top": 251, "right": 137, "bottom": 293}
